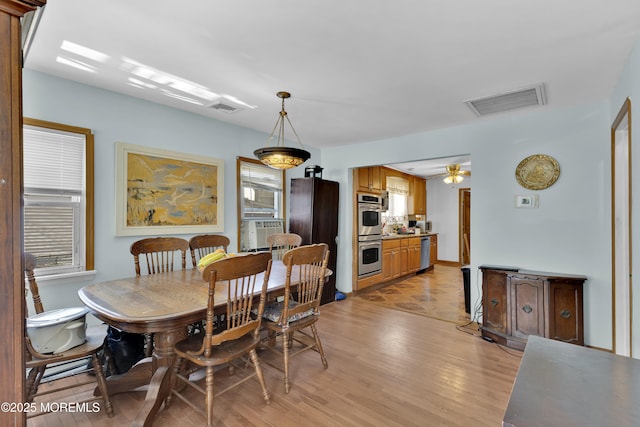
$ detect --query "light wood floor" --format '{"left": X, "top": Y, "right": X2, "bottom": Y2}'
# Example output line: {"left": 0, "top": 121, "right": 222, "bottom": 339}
{"left": 29, "top": 267, "right": 522, "bottom": 427}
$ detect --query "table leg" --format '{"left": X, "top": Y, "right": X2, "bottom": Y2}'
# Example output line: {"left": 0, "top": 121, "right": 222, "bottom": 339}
{"left": 97, "top": 357, "right": 154, "bottom": 396}
{"left": 132, "top": 327, "right": 187, "bottom": 426}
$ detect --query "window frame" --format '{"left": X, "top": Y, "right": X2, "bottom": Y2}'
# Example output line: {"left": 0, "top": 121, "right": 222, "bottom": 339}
{"left": 384, "top": 175, "right": 409, "bottom": 225}
{"left": 236, "top": 156, "right": 286, "bottom": 247}
{"left": 22, "top": 117, "right": 94, "bottom": 274}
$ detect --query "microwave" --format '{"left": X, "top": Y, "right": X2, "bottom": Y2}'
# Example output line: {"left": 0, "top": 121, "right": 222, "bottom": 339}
{"left": 417, "top": 220, "right": 432, "bottom": 233}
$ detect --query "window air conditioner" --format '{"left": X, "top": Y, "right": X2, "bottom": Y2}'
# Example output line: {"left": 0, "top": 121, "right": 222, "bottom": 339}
{"left": 241, "top": 219, "right": 284, "bottom": 251}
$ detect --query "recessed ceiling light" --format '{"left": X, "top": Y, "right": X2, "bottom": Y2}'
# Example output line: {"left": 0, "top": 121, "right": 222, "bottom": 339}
{"left": 128, "top": 77, "right": 157, "bottom": 89}
{"left": 56, "top": 56, "right": 96, "bottom": 73}
{"left": 160, "top": 89, "right": 204, "bottom": 105}
{"left": 220, "top": 94, "right": 256, "bottom": 110}
{"left": 60, "top": 40, "right": 109, "bottom": 63}
{"left": 120, "top": 57, "right": 253, "bottom": 109}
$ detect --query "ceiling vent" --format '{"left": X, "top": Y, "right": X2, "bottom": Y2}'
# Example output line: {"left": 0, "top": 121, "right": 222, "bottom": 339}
{"left": 465, "top": 83, "right": 547, "bottom": 116}
{"left": 206, "top": 101, "right": 244, "bottom": 114}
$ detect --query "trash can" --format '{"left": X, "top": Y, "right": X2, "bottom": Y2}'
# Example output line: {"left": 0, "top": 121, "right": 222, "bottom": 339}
{"left": 461, "top": 266, "right": 471, "bottom": 314}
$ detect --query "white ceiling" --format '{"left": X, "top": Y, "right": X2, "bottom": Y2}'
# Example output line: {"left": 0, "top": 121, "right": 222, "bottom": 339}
{"left": 388, "top": 155, "right": 471, "bottom": 179}
{"left": 23, "top": 1, "right": 640, "bottom": 177}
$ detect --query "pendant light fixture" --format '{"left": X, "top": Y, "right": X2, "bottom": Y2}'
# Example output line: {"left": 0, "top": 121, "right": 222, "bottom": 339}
{"left": 254, "top": 91, "right": 311, "bottom": 170}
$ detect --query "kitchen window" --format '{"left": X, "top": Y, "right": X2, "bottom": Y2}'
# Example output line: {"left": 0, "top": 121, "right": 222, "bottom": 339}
{"left": 384, "top": 176, "right": 409, "bottom": 225}
{"left": 22, "top": 118, "right": 94, "bottom": 277}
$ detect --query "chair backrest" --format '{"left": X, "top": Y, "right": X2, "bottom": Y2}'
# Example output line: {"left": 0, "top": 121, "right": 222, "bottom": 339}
{"left": 281, "top": 243, "right": 329, "bottom": 321}
{"left": 188, "top": 234, "right": 231, "bottom": 268}
{"left": 267, "top": 233, "right": 302, "bottom": 260}
{"left": 24, "top": 252, "right": 44, "bottom": 314}
{"left": 130, "top": 237, "right": 189, "bottom": 275}
{"left": 201, "top": 252, "right": 272, "bottom": 354}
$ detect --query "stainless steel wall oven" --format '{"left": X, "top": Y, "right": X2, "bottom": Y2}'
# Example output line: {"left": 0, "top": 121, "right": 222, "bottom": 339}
{"left": 358, "top": 236, "right": 382, "bottom": 277}
{"left": 357, "top": 193, "right": 383, "bottom": 236}
{"left": 357, "top": 193, "right": 383, "bottom": 277}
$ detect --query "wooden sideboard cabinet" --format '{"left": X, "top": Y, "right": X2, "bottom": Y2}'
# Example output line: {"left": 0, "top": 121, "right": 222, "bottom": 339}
{"left": 480, "top": 266, "right": 586, "bottom": 350}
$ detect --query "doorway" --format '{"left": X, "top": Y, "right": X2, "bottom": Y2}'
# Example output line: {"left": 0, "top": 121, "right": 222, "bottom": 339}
{"left": 459, "top": 188, "right": 471, "bottom": 265}
{"left": 612, "top": 98, "right": 632, "bottom": 357}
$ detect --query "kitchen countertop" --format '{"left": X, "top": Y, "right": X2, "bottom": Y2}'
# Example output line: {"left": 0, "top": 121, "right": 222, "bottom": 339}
{"left": 381, "top": 232, "right": 437, "bottom": 240}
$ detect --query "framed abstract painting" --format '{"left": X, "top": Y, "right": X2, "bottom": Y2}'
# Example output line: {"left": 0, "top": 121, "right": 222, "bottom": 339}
{"left": 115, "top": 142, "right": 224, "bottom": 236}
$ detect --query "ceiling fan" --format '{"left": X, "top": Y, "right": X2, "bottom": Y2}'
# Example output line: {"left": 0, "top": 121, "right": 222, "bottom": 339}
{"left": 426, "top": 164, "right": 471, "bottom": 183}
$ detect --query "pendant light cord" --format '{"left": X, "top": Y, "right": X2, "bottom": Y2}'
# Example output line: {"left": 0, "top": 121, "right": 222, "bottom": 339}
{"left": 267, "top": 95, "right": 305, "bottom": 149}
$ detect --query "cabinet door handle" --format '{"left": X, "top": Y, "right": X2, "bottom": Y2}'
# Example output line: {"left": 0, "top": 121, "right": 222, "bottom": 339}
{"left": 560, "top": 309, "right": 571, "bottom": 319}
{"left": 490, "top": 298, "right": 499, "bottom": 307}
{"left": 522, "top": 304, "right": 533, "bottom": 314}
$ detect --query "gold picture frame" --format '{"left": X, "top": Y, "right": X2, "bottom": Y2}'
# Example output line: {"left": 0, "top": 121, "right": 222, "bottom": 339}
{"left": 515, "top": 154, "right": 560, "bottom": 190}
{"left": 115, "top": 142, "right": 224, "bottom": 236}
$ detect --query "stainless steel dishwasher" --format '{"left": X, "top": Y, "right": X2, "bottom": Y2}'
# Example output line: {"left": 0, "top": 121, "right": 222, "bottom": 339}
{"left": 417, "top": 235, "right": 431, "bottom": 274}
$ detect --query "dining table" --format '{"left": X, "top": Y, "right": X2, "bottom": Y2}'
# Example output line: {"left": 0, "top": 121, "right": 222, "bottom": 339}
{"left": 78, "top": 258, "right": 331, "bottom": 427}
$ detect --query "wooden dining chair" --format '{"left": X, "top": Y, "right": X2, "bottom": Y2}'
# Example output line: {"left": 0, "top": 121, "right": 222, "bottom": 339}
{"left": 167, "top": 252, "right": 273, "bottom": 425}
{"left": 267, "top": 232, "right": 302, "bottom": 260}
{"left": 130, "top": 236, "right": 190, "bottom": 356}
{"left": 188, "top": 234, "right": 230, "bottom": 268}
{"left": 130, "top": 236, "right": 189, "bottom": 275}
{"left": 261, "top": 243, "right": 329, "bottom": 393}
{"left": 24, "top": 253, "right": 114, "bottom": 419}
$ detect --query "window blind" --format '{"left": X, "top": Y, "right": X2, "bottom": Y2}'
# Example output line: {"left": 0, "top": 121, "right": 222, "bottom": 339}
{"left": 23, "top": 126, "right": 85, "bottom": 193}
{"left": 240, "top": 162, "right": 283, "bottom": 191}
{"left": 240, "top": 161, "right": 283, "bottom": 217}
{"left": 23, "top": 125, "right": 86, "bottom": 271}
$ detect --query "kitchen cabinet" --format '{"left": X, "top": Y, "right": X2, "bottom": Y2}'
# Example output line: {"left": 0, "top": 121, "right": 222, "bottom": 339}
{"left": 289, "top": 177, "right": 339, "bottom": 305}
{"left": 356, "top": 166, "right": 383, "bottom": 194}
{"left": 381, "top": 237, "right": 422, "bottom": 280}
{"left": 382, "top": 239, "right": 401, "bottom": 281}
{"left": 399, "top": 243, "right": 410, "bottom": 276}
{"left": 408, "top": 177, "right": 426, "bottom": 215}
{"left": 480, "top": 266, "right": 586, "bottom": 350}
{"left": 356, "top": 272, "right": 382, "bottom": 290}
{"left": 429, "top": 234, "right": 437, "bottom": 266}
{"left": 406, "top": 237, "right": 422, "bottom": 273}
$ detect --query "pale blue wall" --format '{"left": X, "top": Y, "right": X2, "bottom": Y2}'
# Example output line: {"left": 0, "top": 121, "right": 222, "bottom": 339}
{"left": 28, "top": 35, "right": 640, "bottom": 350}
{"left": 22, "top": 70, "right": 314, "bottom": 313}
{"left": 323, "top": 102, "right": 611, "bottom": 349}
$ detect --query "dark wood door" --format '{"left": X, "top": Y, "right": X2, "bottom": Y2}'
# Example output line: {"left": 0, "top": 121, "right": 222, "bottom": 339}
{"left": 482, "top": 270, "right": 509, "bottom": 334}
{"left": 510, "top": 277, "right": 545, "bottom": 339}
{"left": 289, "top": 178, "right": 339, "bottom": 304}
{"left": 460, "top": 189, "right": 471, "bottom": 265}
{"left": 548, "top": 280, "right": 583, "bottom": 345}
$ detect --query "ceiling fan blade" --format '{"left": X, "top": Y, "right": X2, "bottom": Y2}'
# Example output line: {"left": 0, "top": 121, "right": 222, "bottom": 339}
{"left": 425, "top": 172, "right": 449, "bottom": 180}
{"left": 425, "top": 170, "right": 471, "bottom": 180}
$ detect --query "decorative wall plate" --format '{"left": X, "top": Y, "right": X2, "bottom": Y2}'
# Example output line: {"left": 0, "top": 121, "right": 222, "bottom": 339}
{"left": 515, "top": 154, "right": 560, "bottom": 190}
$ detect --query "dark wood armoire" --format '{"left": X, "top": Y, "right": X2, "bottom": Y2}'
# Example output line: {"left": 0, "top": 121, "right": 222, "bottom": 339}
{"left": 289, "top": 177, "right": 339, "bottom": 305}
{"left": 1, "top": 2, "right": 47, "bottom": 424}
